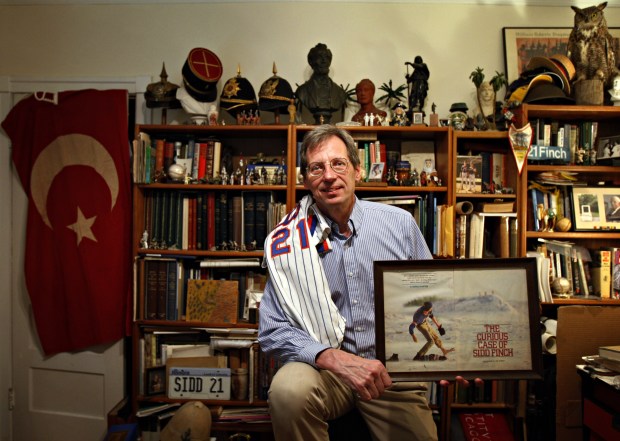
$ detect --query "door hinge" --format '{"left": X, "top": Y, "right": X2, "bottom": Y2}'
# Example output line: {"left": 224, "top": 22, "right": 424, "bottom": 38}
{"left": 8, "top": 388, "right": 14, "bottom": 411}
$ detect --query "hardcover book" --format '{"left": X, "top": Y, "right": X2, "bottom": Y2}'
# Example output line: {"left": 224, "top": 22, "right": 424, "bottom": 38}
{"left": 185, "top": 279, "right": 238, "bottom": 324}
{"left": 458, "top": 412, "right": 514, "bottom": 441}
{"left": 599, "top": 345, "right": 620, "bottom": 362}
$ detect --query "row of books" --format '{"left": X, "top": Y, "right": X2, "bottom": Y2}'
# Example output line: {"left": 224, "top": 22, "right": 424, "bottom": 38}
{"left": 529, "top": 239, "right": 620, "bottom": 302}
{"left": 453, "top": 379, "right": 520, "bottom": 406}
{"left": 361, "top": 193, "right": 446, "bottom": 256}
{"left": 528, "top": 119, "right": 598, "bottom": 165}
{"left": 133, "top": 132, "right": 225, "bottom": 184}
{"left": 455, "top": 212, "right": 518, "bottom": 259}
{"left": 142, "top": 189, "right": 286, "bottom": 251}
{"left": 528, "top": 181, "right": 576, "bottom": 233}
{"left": 348, "top": 137, "right": 437, "bottom": 184}
{"left": 137, "top": 256, "right": 265, "bottom": 323}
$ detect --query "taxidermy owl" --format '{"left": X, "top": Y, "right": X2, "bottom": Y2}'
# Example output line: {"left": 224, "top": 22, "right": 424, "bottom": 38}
{"left": 567, "top": 2, "right": 619, "bottom": 86}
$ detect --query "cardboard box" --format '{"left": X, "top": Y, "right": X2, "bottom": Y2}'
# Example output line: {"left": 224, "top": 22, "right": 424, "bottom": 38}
{"left": 556, "top": 306, "right": 620, "bottom": 441}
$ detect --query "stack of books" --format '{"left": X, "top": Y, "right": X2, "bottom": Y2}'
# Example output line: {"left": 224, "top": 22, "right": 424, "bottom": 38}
{"left": 582, "top": 345, "right": 620, "bottom": 375}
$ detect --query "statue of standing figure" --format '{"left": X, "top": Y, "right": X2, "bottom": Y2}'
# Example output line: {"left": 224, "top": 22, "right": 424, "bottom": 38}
{"left": 405, "top": 55, "right": 430, "bottom": 113}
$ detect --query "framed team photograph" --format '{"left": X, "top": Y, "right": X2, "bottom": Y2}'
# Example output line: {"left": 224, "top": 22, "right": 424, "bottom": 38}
{"left": 571, "top": 186, "right": 620, "bottom": 230}
{"left": 374, "top": 258, "right": 543, "bottom": 381}
{"left": 455, "top": 155, "right": 482, "bottom": 194}
{"left": 502, "top": 27, "right": 620, "bottom": 84}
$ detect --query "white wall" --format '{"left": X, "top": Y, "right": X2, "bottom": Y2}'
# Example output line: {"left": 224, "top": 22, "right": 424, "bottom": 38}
{"left": 2, "top": 2, "right": 620, "bottom": 121}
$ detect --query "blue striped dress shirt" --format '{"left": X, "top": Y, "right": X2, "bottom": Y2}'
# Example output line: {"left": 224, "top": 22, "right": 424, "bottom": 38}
{"left": 258, "top": 198, "right": 432, "bottom": 366}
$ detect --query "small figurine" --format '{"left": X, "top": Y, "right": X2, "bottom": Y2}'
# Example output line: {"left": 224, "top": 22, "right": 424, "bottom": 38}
{"left": 390, "top": 102, "right": 409, "bottom": 126}
{"left": 140, "top": 230, "right": 149, "bottom": 249}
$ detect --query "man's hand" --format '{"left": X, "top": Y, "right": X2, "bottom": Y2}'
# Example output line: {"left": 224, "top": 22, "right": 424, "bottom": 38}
{"left": 438, "top": 325, "right": 446, "bottom": 336}
{"left": 316, "top": 348, "right": 392, "bottom": 401}
{"left": 411, "top": 333, "right": 418, "bottom": 343}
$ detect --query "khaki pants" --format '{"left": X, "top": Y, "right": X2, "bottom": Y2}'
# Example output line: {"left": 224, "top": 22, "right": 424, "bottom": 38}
{"left": 268, "top": 362, "right": 438, "bottom": 441}
{"left": 416, "top": 321, "right": 443, "bottom": 357}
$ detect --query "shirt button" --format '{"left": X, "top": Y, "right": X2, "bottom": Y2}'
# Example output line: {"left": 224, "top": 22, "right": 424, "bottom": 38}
{"left": 348, "top": 272, "right": 354, "bottom": 277}
{"left": 355, "top": 326, "right": 364, "bottom": 332}
{"left": 352, "top": 299, "right": 358, "bottom": 304}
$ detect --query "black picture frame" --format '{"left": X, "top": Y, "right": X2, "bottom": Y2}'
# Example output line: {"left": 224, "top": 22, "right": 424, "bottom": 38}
{"left": 145, "top": 366, "right": 166, "bottom": 395}
{"left": 374, "top": 258, "right": 543, "bottom": 381}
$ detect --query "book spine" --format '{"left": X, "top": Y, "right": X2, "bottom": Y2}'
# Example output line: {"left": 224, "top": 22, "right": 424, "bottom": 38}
{"left": 243, "top": 192, "right": 256, "bottom": 250}
{"left": 166, "top": 260, "right": 178, "bottom": 320}
{"left": 207, "top": 192, "right": 216, "bottom": 251}
{"left": 145, "top": 259, "right": 158, "bottom": 320}
{"left": 155, "top": 139, "right": 165, "bottom": 176}
{"left": 163, "top": 141, "right": 175, "bottom": 173}
{"left": 232, "top": 196, "right": 243, "bottom": 246}
{"left": 195, "top": 193, "right": 205, "bottom": 251}
{"left": 156, "top": 260, "right": 167, "bottom": 320}
{"left": 205, "top": 140, "right": 215, "bottom": 181}
{"left": 213, "top": 141, "right": 222, "bottom": 180}
{"left": 254, "top": 192, "right": 271, "bottom": 250}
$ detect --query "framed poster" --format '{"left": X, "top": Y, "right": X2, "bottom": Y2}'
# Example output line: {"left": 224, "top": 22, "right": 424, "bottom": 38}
{"left": 502, "top": 27, "right": 620, "bottom": 84}
{"left": 374, "top": 258, "right": 543, "bottom": 381}
{"left": 571, "top": 187, "right": 620, "bottom": 230}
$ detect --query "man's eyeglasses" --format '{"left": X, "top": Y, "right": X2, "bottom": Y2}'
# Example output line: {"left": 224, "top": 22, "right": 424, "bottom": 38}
{"left": 307, "top": 158, "right": 349, "bottom": 177}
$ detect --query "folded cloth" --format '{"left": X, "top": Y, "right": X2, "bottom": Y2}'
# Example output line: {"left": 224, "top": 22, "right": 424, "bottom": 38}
{"left": 263, "top": 195, "right": 345, "bottom": 348}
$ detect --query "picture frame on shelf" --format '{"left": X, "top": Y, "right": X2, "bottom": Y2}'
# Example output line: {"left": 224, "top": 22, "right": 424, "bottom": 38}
{"left": 571, "top": 187, "right": 620, "bottom": 230}
{"left": 456, "top": 155, "right": 482, "bottom": 194}
{"left": 368, "top": 162, "right": 385, "bottom": 182}
{"left": 145, "top": 366, "right": 166, "bottom": 396}
{"left": 502, "top": 27, "right": 620, "bottom": 84}
{"left": 374, "top": 258, "right": 543, "bottom": 381}
{"left": 412, "top": 112, "right": 424, "bottom": 125}
{"left": 596, "top": 135, "right": 620, "bottom": 163}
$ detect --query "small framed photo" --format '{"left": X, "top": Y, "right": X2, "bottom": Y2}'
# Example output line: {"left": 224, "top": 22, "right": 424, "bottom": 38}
{"left": 456, "top": 155, "right": 482, "bottom": 194}
{"left": 374, "top": 258, "right": 543, "bottom": 381}
{"left": 597, "top": 135, "right": 620, "bottom": 162}
{"left": 412, "top": 112, "right": 424, "bottom": 125}
{"left": 145, "top": 366, "right": 166, "bottom": 395}
{"left": 571, "top": 187, "right": 620, "bottom": 230}
{"left": 368, "top": 162, "right": 385, "bottom": 181}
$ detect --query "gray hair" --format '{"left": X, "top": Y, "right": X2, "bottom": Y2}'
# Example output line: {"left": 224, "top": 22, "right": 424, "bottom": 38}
{"left": 299, "top": 125, "right": 360, "bottom": 177}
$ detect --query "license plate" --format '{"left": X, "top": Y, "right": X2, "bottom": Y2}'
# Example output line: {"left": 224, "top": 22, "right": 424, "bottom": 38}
{"left": 168, "top": 367, "right": 231, "bottom": 400}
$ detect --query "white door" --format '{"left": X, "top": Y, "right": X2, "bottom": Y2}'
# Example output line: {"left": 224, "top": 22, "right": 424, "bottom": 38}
{"left": 3, "top": 76, "right": 150, "bottom": 441}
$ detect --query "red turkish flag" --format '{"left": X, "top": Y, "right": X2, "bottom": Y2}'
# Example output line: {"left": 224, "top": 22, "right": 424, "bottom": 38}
{"left": 2, "top": 89, "right": 132, "bottom": 355}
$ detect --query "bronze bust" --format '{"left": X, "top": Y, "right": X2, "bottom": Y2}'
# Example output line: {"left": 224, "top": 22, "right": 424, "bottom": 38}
{"left": 295, "top": 43, "right": 346, "bottom": 124}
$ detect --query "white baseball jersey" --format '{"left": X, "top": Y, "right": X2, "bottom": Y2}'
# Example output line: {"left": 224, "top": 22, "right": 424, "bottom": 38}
{"left": 262, "top": 195, "right": 345, "bottom": 348}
